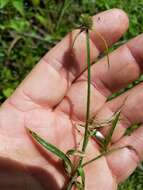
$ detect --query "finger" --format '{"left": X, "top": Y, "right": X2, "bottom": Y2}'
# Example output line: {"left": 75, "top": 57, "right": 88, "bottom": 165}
{"left": 95, "top": 82, "right": 143, "bottom": 143}
{"left": 57, "top": 34, "right": 143, "bottom": 121}
{"left": 8, "top": 9, "right": 128, "bottom": 111}
{"left": 106, "top": 125, "right": 143, "bottom": 183}
{"left": 83, "top": 33, "right": 143, "bottom": 97}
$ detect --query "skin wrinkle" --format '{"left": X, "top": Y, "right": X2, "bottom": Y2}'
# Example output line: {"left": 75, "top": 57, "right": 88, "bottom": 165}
{"left": 23, "top": 62, "right": 68, "bottom": 107}
{"left": 98, "top": 45, "right": 140, "bottom": 94}
{"left": 106, "top": 147, "right": 139, "bottom": 183}
{"left": 105, "top": 156, "right": 118, "bottom": 187}
{"left": 107, "top": 100, "right": 132, "bottom": 128}
{"left": 58, "top": 80, "right": 106, "bottom": 122}
{"left": 125, "top": 43, "right": 142, "bottom": 73}
{"left": 7, "top": 86, "right": 42, "bottom": 112}
{"left": 95, "top": 76, "right": 111, "bottom": 97}
{"left": 22, "top": 89, "right": 51, "bottom": 110}
{"left": 9, "top": 61, "right": 68, "bottom": 111}
{"left": 126, "top": 127, "right": 143, "bottom": 160}
{"left": 127, "top": 34, "right": 143, "bottom": 67}
{"left": 78, "top": 74, "right": 111, "bottom": 97}
{"left": 126, "top": 145, "right": 140, "bottom": 163}
{"left": 43, "top": 56, "right": 75, "bottom": 83}
{"left": 7, "top": 98, "right": 27, "bottom": 113}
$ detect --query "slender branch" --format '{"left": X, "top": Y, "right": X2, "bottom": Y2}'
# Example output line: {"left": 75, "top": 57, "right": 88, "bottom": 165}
{"left": 82, "top": 29, "right": 91, "bottom": 152}
{"left": 66, "top": 29, "right": 91, "bottom": 190}
{"left": 82, "top": 147, "right": 124, "bottom": 167}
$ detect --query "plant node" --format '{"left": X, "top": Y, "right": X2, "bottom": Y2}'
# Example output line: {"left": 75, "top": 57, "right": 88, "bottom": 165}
{"left": 79, "top": 14, "right": 93, "bottom": 30}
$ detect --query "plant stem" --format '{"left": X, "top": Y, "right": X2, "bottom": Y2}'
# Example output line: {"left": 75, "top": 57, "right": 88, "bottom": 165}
{"left": 66, "top": 174, "right": 78, "bottom": 190}
{"left": 82, "top": 29, "right": 91, "bottom": 152}
{"left": 66, "top": 29, "right": 91, "bottom": 190}
{"left": 82, "top": 147, "right": 123, "bottom": 167}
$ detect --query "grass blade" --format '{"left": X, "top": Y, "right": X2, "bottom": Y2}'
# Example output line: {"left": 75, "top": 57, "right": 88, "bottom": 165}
{"left": 124, "top": 123, "right": 141, "bottom": 136}
{"left": 77, "top": 167, "right": 85, "bottom": 188}
{"left": 27, "top": 128, "right": 73, "bottom": 175}
{"left": 103, "top": 111, "right": 121, "bottom": 151}
{"left": 75, "top": 181, "right": 84, "bottom": 190}
{"left": 56, "top": 0, "right": 72, "bottom": 30}
{"left": 66, "top": 149, "right": 85, "bottom": 157}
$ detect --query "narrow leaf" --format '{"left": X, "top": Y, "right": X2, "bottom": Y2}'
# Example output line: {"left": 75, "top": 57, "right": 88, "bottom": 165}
{"left": 56, "top": 0, "right": 72, "bottom": 30}
{"left": 35, "top": 14, "right": 47, "bottom": 27}
{"left": 75, "top": 181, "right": 84, "bottom": 190}
{"left": 77, "top": 167, "right": 85, "bottom": 188}
{"left": 12, "top": 0, "right": 24, "bottom": 16}
{"left": 124, "top": 123, "right": 141, "bottom": 136}
{"left": 104, "top": 111, "right": 121, "bottom": 150}
{"left": 27, "top": 128, "right": 73, "bottom": 174}
{"left": 66, "top": 149, "right": 85, "bottom": 157}
{"left": 31, "top": 0, "right": 40, "bottom": 6}
{"left": 0, "top": 0, "right": 9, "bottom": 9}
{"left": 7, "top": 36, "right": 22, "bottom": 56}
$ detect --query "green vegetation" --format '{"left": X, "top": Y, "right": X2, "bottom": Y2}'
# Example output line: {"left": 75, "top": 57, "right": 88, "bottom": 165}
{"left": 1, "top": 0, "right": 143, "bottom": 189}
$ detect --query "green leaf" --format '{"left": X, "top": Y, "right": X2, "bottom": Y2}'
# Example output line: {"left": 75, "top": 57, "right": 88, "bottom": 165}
{"left": 124, "top": 123, "right": 141, "bottom": 136}
{"left": 56, "top": 0, "right": 72, "bottom": 30}
{"left": 3, "top": 88, "right": 14, "bottom": 98}
{"left": 104, "top": 111, "right": 121, "bottom": 151}
{"left": 27, "top": 128, "right": 73, "bottom": 175}
{"left": 35, "top": 14, "right": 47, "bottom": 27}
{"left": 75, "top": 181, "right": 84, "bottom": 190}
{"left": 12, "top": 0, "right": 24, "bottom": 16}
{"left": 66, "top": 149, "right": 85, "bottom": 157}
{"left": 0, "top": 0, "right": 9, "bottom": 9}
{"left": 7, "top": 19, "right": 29, "bottom": 32}
{"left": 77, "top": 167, "right": 85, "bottom": 188}
{"left": 31, "top": 0, "right": 40, "bottom": 6}
{"left": 89, "top": 129, "right": 97, "bottom": 136}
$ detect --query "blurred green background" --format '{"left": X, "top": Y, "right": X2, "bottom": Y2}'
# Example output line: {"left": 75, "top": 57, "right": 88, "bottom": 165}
{"left": 0, "top": 0, "right": 143, "bottom": 189}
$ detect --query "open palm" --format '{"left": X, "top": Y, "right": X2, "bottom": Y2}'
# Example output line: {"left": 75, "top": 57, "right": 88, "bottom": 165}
{"left": 0, "top": 9, "right": 143, "bottom": 190}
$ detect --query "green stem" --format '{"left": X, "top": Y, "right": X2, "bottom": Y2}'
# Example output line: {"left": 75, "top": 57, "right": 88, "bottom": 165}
{"left": 66, "top": 174, "right": 78, "bottom": 190}
{"left": 82, "top": 147, "right": 124, "bottom": 167}
{"left": 66, "top": 29, "right": 91, "bottom": 190}
{"left": 82, "top": 29, "right": 91, "bottom": 152}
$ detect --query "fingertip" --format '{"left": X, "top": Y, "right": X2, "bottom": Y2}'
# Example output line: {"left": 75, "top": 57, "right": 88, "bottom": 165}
{"left": 92, "top": 8, "right": 129, "bottom": 48}
{"left": 106, "top": 147, "right": 139, "bottom": 183}
{"left": 112, "top": 8, "right": 129, "bottom": 33}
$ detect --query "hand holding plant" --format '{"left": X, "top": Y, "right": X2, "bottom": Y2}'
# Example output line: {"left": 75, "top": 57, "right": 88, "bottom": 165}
{"left": 0, "top": 9, "right": 143, "bottom": 190}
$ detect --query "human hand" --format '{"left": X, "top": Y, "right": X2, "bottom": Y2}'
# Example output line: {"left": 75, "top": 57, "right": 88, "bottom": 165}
{"left": 0, "top": 9, "right": 143, "bottom": 190}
